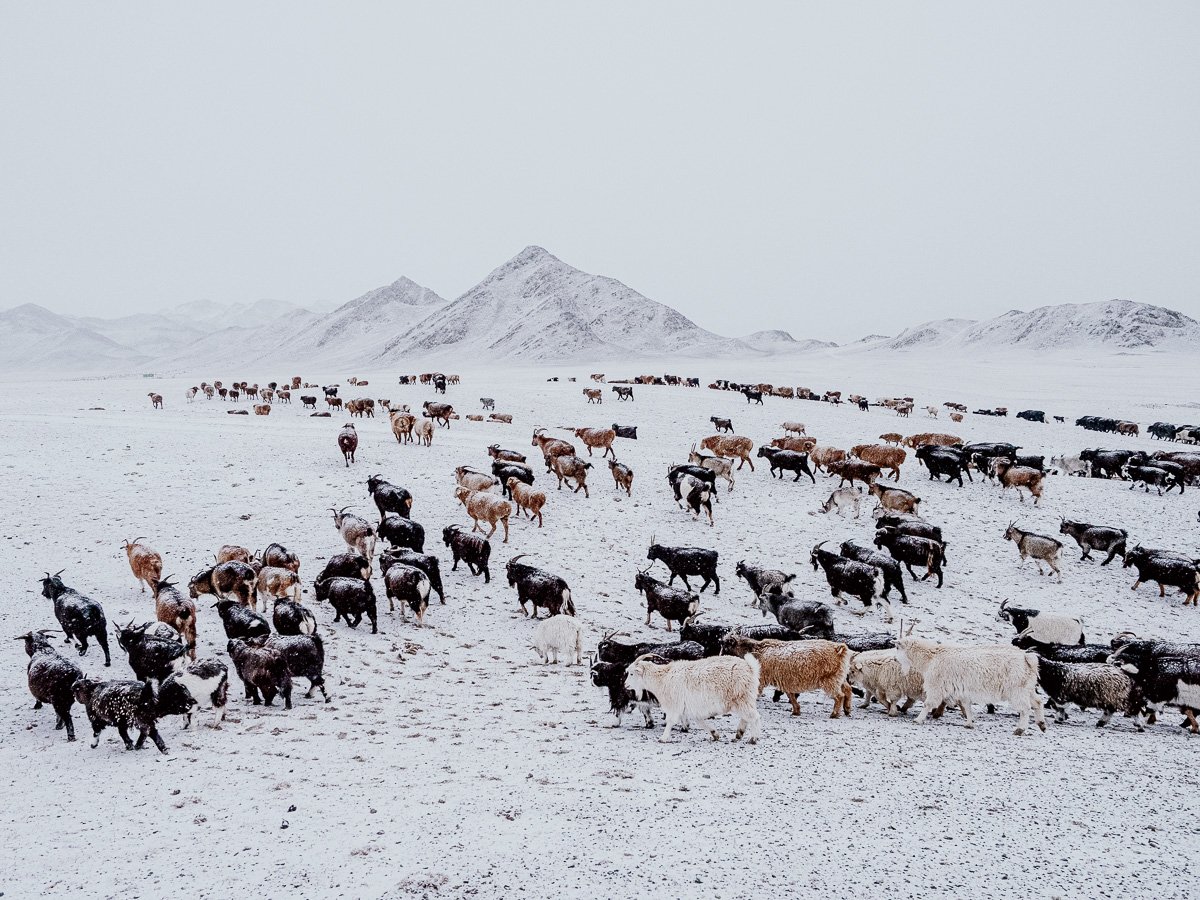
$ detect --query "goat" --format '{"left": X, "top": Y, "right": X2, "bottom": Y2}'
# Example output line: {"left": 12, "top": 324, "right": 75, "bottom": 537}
{"left": 152, "top": 577, "right": 198, "bottom": 658}
{"left": 722, "top": 636, "right": 852, "bottom": 718}
{"left": 869, "top": 483, "right": 920, "bottom": 514}
{"left": 272, "top": 597, "right": 317, "bottom": 635}
{"left": 314, "top": 576, "right": 378, "bottom": 632}
{"left": 849, "top": 649, "right": 924, "bottom": 717}
{"left": 255, "top": 566, "right": 303, "bottom": 609}
{"left": 380, "top": 549, "right": 445, "bottom": 605}
{"left": 115, "top": 622, "right": 187, "bottom": 685}
{"left": 122, "top": 537, "right": 163, "bottom": 594}
{"left": 315, "top": 552, "right": 371, "bottom": 583}
{"left": 607, "top": 460, "right": 633, "bottom": 496}
{"left": 331, "top": 506, "right": 376, "bottom": 561}
{"left": 18, "top": 631, "right": 83, "bottom": 742}
{"left": 873, "top": 527, "right": 945, "bottom": 588}
{"left": 367, "top": 474, "right": 414, "bottom": 520}
{"left": 488, "top": 444, "right": 526, "bottom": 463}
{"left": 611, "top": 385, "right": 635, "bottom": 401}
{"left": 215, "top": 544, "right": 252, "bottom": 564}
{"left": 532, "top": 615, "right": 584, "bottom": 665}
{"left": 1107, "top": 639, "right": 1200, "bottom": 732}
{"left": 1036, "top": 659, "right": 1144, "bottom": 729}
{"left": 991, "top": 459, "right": 1046, "bottom": 505}
{"left": 826, "top": 459, "right": 881, "bottom": 488}
{"left": 809, "top": 542, "right": 888, "bottom": 620}
{"left": 612, "top": 423, "right": 637, "bottom": 440}
{"left": 647, "top": 542, "right": 719, "bottom": 593}
{"left": 455, "top": 486, "right": 513, "bottom": 542}
{"left": 634, "top": 569, "right": 699, "bottom": 631}
{"left": 1123, "top": 546, "right": 1200, "bottom": 605}
{"left": 1058, "top": 519, "right": 1127, "bottom": 564}
{"left": 212, "top": 598, "right": 270, "bottom": 640}
{"left": 1003, "top": 523, "right": 1063, "bottom": 581}
{"left": 378, "top": 514, "right": 426, "bottom": 554}
{"left": 757, "top": 590, "right": 836, "bottom": 638}
{"left": 734, "top": 561, "right": 796, "bottom": 608}
{"left": 442, "top": 524, "right": 491, "bottom": 582}
{"left": 531, "top": 428, "right": 576, "bottom": 471}
{"left": 914, "top": 445, "right": 972, "bottom": 486}
{"left": 337, "top": 423, "right": 358, "bottom": 466}
{"left": 624, "top": 654, "right": 761, "bottom": 743}
{"left": 687, "top": 447, "right": 735, "bottom": 491}
{"left": 709, "top": 416, "right": 733, "bottom": 433}
{"left": 997, "top": 599, "right": 1083, "bottom": 646}
{"left": 809, "top": 446, "right": 848, "bottom": 474}
{"left": 492, "top": 461, "right": 533, "bottom": 500}
{"left": 73, "top": 677, "right": 168, "bottom": 753}
{"left": 508, "top": 478, "right": 547, "bottom": 526}
{"left": 757, "top": 447, "right": 815, "bottom": 483}
{"left": 840, "top": 540, "right": 907, "bottom": 603}
{"left": 422, "top": 400, "right": 455, "bottom": 427}
{"left": 550, "top": 454, "right": 592, "bottom": 497}
{"left": 260, "top": 543, "right": 300, "bottom": 574}
{"left": 383, "top": 563, "right": 432, "bottom": 624}
{"left": 813, "top": 486, "right": 863, "bottom": 518}
{"left": 507, "top": 555, "right": 575, "bottom": 618}
{"left": 851, "top": 444, "right": 905, "bottom": 481}
{"left": 40, "top": 572, "right": 111, "bottom": 665}
{"left": 896, "top": 637, "right": 1047, "bottom": 735}
{"left": 226, "top": 639, "right": 293, "bottom": 709}
{"left": 583, "top": 388, "right": 603, "bottom": 404}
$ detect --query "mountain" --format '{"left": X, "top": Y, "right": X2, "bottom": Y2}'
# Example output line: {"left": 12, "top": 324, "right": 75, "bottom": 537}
{"left": 950, "top": 300, "right": 1200, "bottom": 351}
{"left": 0, "top": 304, "right": 147, "bottom": 373}
{"left": 164, "top": 298, "right": 313, "bottom": 329}
{"left": 739, "top": 330, "right": 839, "bottom": 354}
{"left": 73, "top": 312, "right": 208, "bottom": 358}
{"left": 862, "top": 318, "right": 978, "bottom": 352}
{"left": 383, "top": 246, "right": 745, "bottom": 361}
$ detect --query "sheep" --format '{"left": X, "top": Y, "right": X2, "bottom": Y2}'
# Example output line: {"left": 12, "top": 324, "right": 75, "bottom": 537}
{"left": 997, "top": 599, "right": 1083, "bottom": 646}
{"left": 314, "top": 576, "right": 378, "bottom": 632}
{"left": 756, "top": 447, "right": 815, "bottom": 483}
{"left": 154, "top": 662, "right": 229, "bottom": 734}
{"left": 337, "top": 423, "right": 358, "bottom": 466}
{"left": 383, "top": 563, "right": 432, "bottom": 624}
{"left": 442, "top": 524, "right": 491, "bottom": 582}
{"left": 880, "top": 432, "right": 903, "bottom": 445}
{"left": 330, "top": 506, "right": 377, "bottom": 562}
{"left": 634, "top": 570, "right": 699, "bottom": 631}
{"left": 991, "top": 459, "right": 1046, "bottom": 505}
{"left": 380, "top": 548, "right": 445, "bottom": 604}
{"left": 873, "top": 527, "right": 945, "bottom": 588}
{"left": 902, "top": 432, "right": 963, "bottom": 449}
{"left": 1036, "top": 659, "right": 1145, "bottom": 729}
{"left": 602, "top": 459, "right": 634, "bottom": 497}
{"left": 896, "top": 637, "right": 1047, "bottom": 735}
{"left": 151, "top": 577, "right": 198, "bottom": 658}
{"left": 851, "top": 444, "right": 905, "bottom": 481}
{"left": 826, "top": 459, "right": 881, "bottom": 489}
{"left": 455, "top": 485, "right": 513, "bottom": 542}
{"left": 73, "top": 677, "right": 168, "bottom": 753}
{"left": 507, "top": 478, "right": 547, "bottom": 526}
{"left": 720, "top": 636, "right": 853, "bottom": 718}
{"left": 272, "top": 597, "right": 317, "bottom": 635}
{"left": 212, "top": 598, "right": 271, "bottom": 640}
{"left": 255, "top": 566, "right": 303, "bottom": 609}
{"left": 623, "top": 654, "right": 762, "bottom": 743}
{"left": 848, "top": 649, "right": 924, "bottom": 717}
{"left": 812, "top": 486, "right": 862, "bottom": 518}
{"left": 532, "top": 615, "right": 584, "bottom": 664}
{"left": 488, "top": 413, "right": 512, "bottom": 424}
{"left": 39, "top": 571, "right": 111, "bottom": 666}
{"left": 507, "top": 555, "right": 575, "bottom": 618}
{"left": 687, "top": 447, "right": 735, "bottom": 491}
{"left": 869, "top": 483, "right": 920, "bottom": 514}
{"left": 769, "top": 436, "right": 816, "bottom": 453}
{"left": 781, "top": 421, "right": 807, "bottom": 436}
{"left": 734, "top": 561, "right": 796, "bottom": 608}
{"left": 18, "top": 630, "right": 83, "bottom": 742}
{"left": 1003, "top": 523, "right": 1063, "bottom": 581}
{"left": 121, "top": 537, "right": 163, "bottom": 594}
{"left": 226, "top": 639, "right": 293, "bottom": 709}
{"left": 809, "top": 446, "right": 848, "bottom": 473}
{"left": 549, "top": 454, "right": 593, "bottom": 497}
{"left": 698, "top": 434, "right": 755, "bottom": 471}
{"left": 254, "top": 403, "right": 271, "bottom": 416}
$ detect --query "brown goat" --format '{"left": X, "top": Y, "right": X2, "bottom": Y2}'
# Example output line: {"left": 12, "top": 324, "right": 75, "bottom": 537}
{"left": 507, "top": 478, "right": 546, "bottom": 527}
{"left": 699, "top": 434, "right": 755, "bottom": 471}
{"left": 851, "top": 444, "right": 906, "bottom": 481}
{"left": 122, "top": 537, "right": 163, "bottom": 593}
{"left": 992, "top": 460, "right": 1046, "bottom": 506}
{"left": 869, "top": 483, "right": 921, "bottom": 514}
{"left": 721, "top": 636, "right": 853, "bottom": 718}
{"left": 573, "top": 427, "right": 616, "bottom": 459}
{"left": 826, "top": 459, "right": 881, "bottom": 488}
{"left": 152, "top": 576, "right": 198, "bottom": 659}
{"left": 608, "top": 459, "right": 633, "bottom": 496}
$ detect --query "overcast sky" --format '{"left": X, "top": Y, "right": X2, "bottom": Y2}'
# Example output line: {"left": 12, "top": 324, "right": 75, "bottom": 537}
{"left": 2, "top": 4, "right": 1197, "bottom": 341}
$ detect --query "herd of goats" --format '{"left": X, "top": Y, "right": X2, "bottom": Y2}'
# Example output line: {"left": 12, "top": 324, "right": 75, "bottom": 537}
{"left": 19, "top": 370, "right": 1200, "bottom": 753}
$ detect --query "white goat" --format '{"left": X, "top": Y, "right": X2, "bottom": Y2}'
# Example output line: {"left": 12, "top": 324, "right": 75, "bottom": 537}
{"left": 624, "top": 654, "right": 762, "bottom": 744}
{"left": 531, "top": 615, "right": 583, "bottom": 665}
{"left": 848, "top": 649, "right": 924, "bottom": 716}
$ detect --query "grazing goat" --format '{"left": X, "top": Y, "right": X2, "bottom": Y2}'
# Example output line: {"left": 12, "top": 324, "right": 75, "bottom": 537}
{"left": 813, "top": 486, "right": 862, "bottom": 518}
{"left": 122, "top": 537, "right": 163, "bottom": 594}
{"left": 896, "top": 637, "right": 1047, "bottom": 735}
{"left": 1003, "top": 523, "right": 1062, "bottom": 581}
{"left": 624, "top": 654, "right": 761, "bottom": 743}
{"left": 40, "top": 572, "right": 110, "bottom": 665}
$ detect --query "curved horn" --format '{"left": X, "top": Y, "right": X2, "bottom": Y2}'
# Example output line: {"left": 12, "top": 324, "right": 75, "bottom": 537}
{"left": 52, "top": 569, "right": 65, "bottom": 577}
{"left": 999, "top": 598, "right": 1009, "bottom": 610}
{"left": 508, "top": 553, "right": 529, "bottom": 564}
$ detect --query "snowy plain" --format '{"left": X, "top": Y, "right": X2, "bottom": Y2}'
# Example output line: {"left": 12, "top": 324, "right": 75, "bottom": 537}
{"left": 2, "top": 351, "right": 1199, "bottom": 899}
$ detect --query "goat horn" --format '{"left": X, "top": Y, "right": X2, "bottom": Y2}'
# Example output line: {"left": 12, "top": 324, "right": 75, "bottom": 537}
{"left": 508, "top": 553, "right": 529, "bottom": 564}
{"left": 53, "top": 568, "right": 65, "bottom": 577}
{"left": 905, "top": 619, "right": 917, "bottom": 636}
{"left": 999, "top": 598, "right": 1009, "bottom": 610}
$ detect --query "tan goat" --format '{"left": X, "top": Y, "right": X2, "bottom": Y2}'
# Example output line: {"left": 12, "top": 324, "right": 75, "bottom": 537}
{"left": 455, "top": 486, "right": 513, "bottom": 542}
{"left": 390, "top": 410, "right": 415, "bottom": 443}
{"left": 254, "top": 404, "right": 271, "bottom": 416}
{"left": 809, "top": 446, "right": 847, "bottom": 473}
{"left": 851, "top": 444, "right": 906, "bottom": 481}
{"left": 573, "top": 427, "right": 616, "bottom": 459}
{"left": 122, "top": 537, "right": 163, "bottom": 593}
{"left": 456, "top": 466, "right": 499, "bottom": 493}
{"left": 608, "top": 459, "right": 633, "bottom": 496}
{"left": 722, "top": 636, "right": 853, "bottom": 718}
{"left": 507, "top": 478, "right": 546, "bottom": 527}
{"left": 992, "top": 460, "right": 1046, "bottom": 505}
{"left": 255, "top": 566, "right": 302, "bottom": 609}
{"left": 583, "top": 388, "right": 603, "bottom": 404}
{"left": 869, "top": 483, "right": 921, "bottom": 514}
{"left": 699, "top": 434, "right": 755, "bottom": 471}
{"left": 215, "top": 544, "right": 252, "bottom": 564}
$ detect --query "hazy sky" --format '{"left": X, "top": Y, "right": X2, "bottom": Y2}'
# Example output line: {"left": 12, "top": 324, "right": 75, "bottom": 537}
{"left": 2, "top": 4, "right": 1198, "bottom": 342}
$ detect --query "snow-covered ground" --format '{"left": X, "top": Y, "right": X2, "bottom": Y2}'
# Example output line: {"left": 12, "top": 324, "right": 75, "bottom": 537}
{"left": 3, "top": 356, "right": 1199, "bottom": 899}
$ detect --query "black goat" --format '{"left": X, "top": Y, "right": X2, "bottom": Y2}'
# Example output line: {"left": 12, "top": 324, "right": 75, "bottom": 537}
{"left": 272, "top": 598, "right": 317, "bottom": 635}
{"left": 315, "top": 552, "right": 371, "bottom": 583}
{"left": 612, "top": 424, "right": 638, "bottom": 439}
{"left": 506, "top": 555, "right": 574, "bottom": 618}
{"left": 872, "top": 513, "right": 944, "bottom": 545}
{"left": 212, "top": 598, "right": 271, "bottom": 640}
{"left": 315, "top": 576, "right": 378, "bottom": 632}
{"left": 1026, "top": 641, "right": 1113, "bottom": 664}
{"left": 1107, "top": 639, "right": 1200, "bottom": 732}
{"left": 227, "top": 639, "right": 293, "bottom": 708}
{"left": 383, "top": 563, "right": 432, "bottom": 624}
{"left": 1058, "top": 519, "right": 1127, "bottom": 565}
{"left": 443, "top": 525, "right": 491, "bottom": 582}
{"left": 915, "top": 445, "right": 971, "bottom": 486}
{"left": 1037, "top": 659, "right": 1145, "bottom": 729}
{"left": 679, "top": 620, "right": 737, "bottom": 656}
{"left": 261, "top": 634, "right": 329, "bottom": 703}
{"left": 378, "top": 514, "right": 425, "bottom": 553}
{"left": 873, "top": 527, "right": 945, "bottom": 588}
{"left": 115, "top": 623, "right": 187, "bottom": 684}
{"left": 492, "top": 461, "right": 534, "bottom": 500}
{"left": 757, "top": 589, "right": 836, "bottom": 638}
{"left": 73, "top": 677, "right": 167, "bottom": 753}
{"left": 742, "top": 388, "right": 763, "bottom": 405}
{"left": 367, "top": 474, "right": 413, "bottom": 520}
{"left": 646, "top": 542, "right": 719, "bottom": 593}
{"left": 40, "top": 572, "right": 110, "bottom": 666}
{"left": 633, "top": 570, "right": 699, "bottom": 631}
{"left": 756, "top": 447, "right": 815, "bottom": 483}
{"left": 709, "top": 416, "right": 733, "bottom": 433}
{"left": 1123, "top": 546, "right": 1200, "bottom": 604}
{"left": 19, "top": 630, "right": 82, "bottom": 742}
{"left": 157, "top": 659, "right": 229, "bottom": 728}
{"left": 1017, "top": 410, "right": 1045, "bottom": 423}
{"left": 380, "top": 548, "right": 445, "bottom": 604}
{"left": 840, "top": 540, "right": 907, "bottom": 603}
{"left": 809, "top": 542, "right": 886, "bottom": 612}
{"left": 1079, "top": 448, "right": 1135, "bottom": 479}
